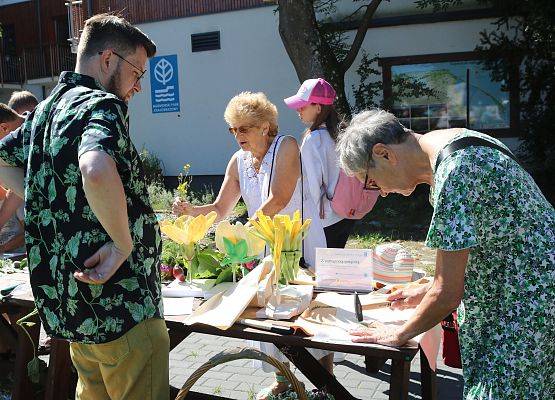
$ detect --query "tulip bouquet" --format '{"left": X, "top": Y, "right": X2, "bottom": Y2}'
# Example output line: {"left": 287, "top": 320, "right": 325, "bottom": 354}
{"left": 215, "top": 220, "right": 265, "bottom": 282}
{"left": 159, "top": 211, "right": 217, "bottom": 282}
{"left": 249, "top": 210, "right": 311, "bottom": 285}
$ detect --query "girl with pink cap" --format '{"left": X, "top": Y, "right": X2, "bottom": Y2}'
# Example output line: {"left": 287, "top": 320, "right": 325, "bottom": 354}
{"left": 284, "top": 78, "right": 356, "bottom": 249}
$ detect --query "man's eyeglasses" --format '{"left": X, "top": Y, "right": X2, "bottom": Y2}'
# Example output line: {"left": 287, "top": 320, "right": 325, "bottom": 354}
{"left": 228, "top": 125, "right": 258, "bottom": 135}
{"left": 363, "top": 154, "right": 380, "bottom": 191}
{"left": 98, "top": 50, "right": 146, "bottom": 83}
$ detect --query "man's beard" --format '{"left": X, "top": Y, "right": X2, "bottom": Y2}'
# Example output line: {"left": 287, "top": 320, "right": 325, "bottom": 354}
{"left": 106, "top": 67, "right": 124, "bottom": 101}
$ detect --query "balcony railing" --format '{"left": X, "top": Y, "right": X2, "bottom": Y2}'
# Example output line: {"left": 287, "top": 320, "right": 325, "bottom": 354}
{"left": 0, "top": 44, "right": 76, "bottom": 85}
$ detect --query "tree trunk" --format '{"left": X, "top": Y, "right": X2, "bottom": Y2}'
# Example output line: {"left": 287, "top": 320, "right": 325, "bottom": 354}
{"left": 277, "top": 0, "right": 351, "bottom": 117}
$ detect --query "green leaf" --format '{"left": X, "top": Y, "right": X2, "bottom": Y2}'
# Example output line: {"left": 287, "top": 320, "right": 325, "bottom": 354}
{"left": 27, "top": 357, "right": 40, "bottom": 383}
{"left": 235, "top": 239, "right": 248, "bottom": 260}
{"left": 89, "top": 284, "right": 103, "bottom": 299}
{"left": 68, "top": 276, "right": 78, "bottom": 297}
{"left": 48, "top": 178, "right": 57, "bottom": 202}
{"left": 214, "top": 268, "right": 233, "bottom": 286}
{"left": 197, "top": 253, "right": 220, "bottom": 275}
{"left": 144, "top": 297, "right": 156, "bottom": 318}
{"left": 189, "top": 256, "right": 199, "bottom": 279}
{"left": 76, "top": 318, "right": 96, "bottom": 335}
{"left": 66, "top": 186, "right": 77, "bottom": 212}
{"left": 133, "top": 217, "right": 144, "bottom": 239}
{"left": 28, "top": 245, "right": 41, "bottom": 272}
{"left": 223, "top": 237, "right": 237, "bottom": 256}
{"left": 38, "top": 209, "right": 52, "bottom": 226}
{"left": 116, "top": 277, "right": 140, "bottom": 292}
{"left": 39, "top": 285, "right": 57, "bottom": 300}
{"left": 125, "top": 302, "right": 145, "bottom": 322}
{"left": 66, "top": 232, "right": 82, "bottom": 258}
{"left": 49, "top": 255, "right": 58, "bottom": 279}
{"left": 50, "top": 136, "right": 68, "bottom": 156}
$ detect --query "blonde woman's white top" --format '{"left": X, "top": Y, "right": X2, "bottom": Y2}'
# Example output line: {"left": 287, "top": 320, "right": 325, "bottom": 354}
{"left": 235, "top": 135, "right": 326, "bottom": 268}
{"left": 300, "top": 127, "right": 343, "bottom": 227}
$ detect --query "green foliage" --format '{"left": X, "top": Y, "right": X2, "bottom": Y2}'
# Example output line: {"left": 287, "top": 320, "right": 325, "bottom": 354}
{"left": 161, "top": 240, "right": 186, "bottom": 267}
{"left": 148, "top": 182, "right": 174, "bottom": 211}
{"left": 418, "top": 0, "right": 555, "bottom": 202}
{"left": 187, "top": 186, "right": 216, "bottom": 206}
{"left": 139, "top": 147, "right": 164, "bottom": 185}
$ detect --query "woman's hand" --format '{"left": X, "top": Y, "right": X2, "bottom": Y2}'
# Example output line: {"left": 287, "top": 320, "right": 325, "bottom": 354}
{"left": 387, "top": 283, "right": 431, "bottom": 310}
{"left": 172, "top": 197, "right": 193, "bottom": 216}
{"left": 350, "top": 322, "right": 407, "bottom": 347}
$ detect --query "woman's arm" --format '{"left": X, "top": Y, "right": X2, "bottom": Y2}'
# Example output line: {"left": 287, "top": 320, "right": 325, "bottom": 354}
{"left": 300, "top": 136, "right": 325, "bottom": 214}
{"left": 173, "top": 154, "right": 241, "bottom": 222}
{"left": 0, "top": 190, "right": 23, "bottom": 229}
{"left": 257, "top": 136, "right": 300, "bottom": 218}
{"left": 351, "top": 248, "right": 468, "bottom": 346}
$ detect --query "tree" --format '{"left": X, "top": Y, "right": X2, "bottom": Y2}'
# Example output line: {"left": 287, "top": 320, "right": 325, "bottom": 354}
{"left": 417, "top": 0, "right": 555, "bottom": 201}
{"left": 276, "top": 0, "right": 384, "bottom": 116}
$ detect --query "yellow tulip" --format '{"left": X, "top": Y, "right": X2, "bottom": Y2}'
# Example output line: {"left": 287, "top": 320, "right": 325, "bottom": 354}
{"left": 248, "top": 211, "right": 311, "bottom": 285}
{"left": 160, "top": 211, "right": 217, "bottom": 246}
{"left": 215, "top": 220, "right": 266, "bottom": 257}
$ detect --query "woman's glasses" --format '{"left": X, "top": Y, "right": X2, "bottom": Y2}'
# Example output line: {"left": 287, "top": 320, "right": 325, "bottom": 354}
{"left": 228, "top": 125, "right": 258, "bottom": 135}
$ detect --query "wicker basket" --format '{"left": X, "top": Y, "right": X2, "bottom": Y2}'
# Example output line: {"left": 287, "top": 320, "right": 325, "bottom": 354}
{"left": 175, "top": 347, "right": 308, "bottom": 400}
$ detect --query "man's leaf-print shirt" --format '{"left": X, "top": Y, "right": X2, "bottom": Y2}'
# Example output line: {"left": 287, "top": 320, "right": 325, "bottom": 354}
{"left": 0, "top": 72, "right": 163, "bottom": 344}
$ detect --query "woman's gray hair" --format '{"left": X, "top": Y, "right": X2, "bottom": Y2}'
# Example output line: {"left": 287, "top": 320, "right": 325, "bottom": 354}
{"left": 336, "top": 109, "right": 410, "bottom": 176}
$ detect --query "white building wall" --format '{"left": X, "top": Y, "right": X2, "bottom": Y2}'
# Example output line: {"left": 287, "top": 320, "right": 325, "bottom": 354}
{"left": 123, "top": 7, "right": 501, "bottom": 176}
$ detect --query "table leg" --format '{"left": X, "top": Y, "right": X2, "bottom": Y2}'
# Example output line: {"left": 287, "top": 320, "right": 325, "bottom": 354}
{"left": 12, "top": 310, "right": 40, "bottom": 400}
{"left": 0, "top": 313, "right": 18, "bottom": 351}
{"left": 364, "top": 356, "right": 387, "bottom": 373}
{"left": 420, "top": 347, "right": 437, "bottom": 400}
{"left": 45, "top": 338, "right": 76, "bottom": 400}
{"left": 389, "top": 357, "right": 411, "bottom": 400}
{"left": 277, "top": 345, "right": 358, "bottom": 400}
{"left": 167, "top": 322, "right": 192, "bottom": 351}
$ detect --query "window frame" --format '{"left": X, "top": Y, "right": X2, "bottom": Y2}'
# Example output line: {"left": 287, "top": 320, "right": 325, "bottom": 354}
{"left": 379, "top": 51, "right": 520, "bottom": 138}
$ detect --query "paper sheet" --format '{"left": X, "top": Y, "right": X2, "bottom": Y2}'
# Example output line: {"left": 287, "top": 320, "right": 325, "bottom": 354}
{"left": 296, "top": 292, "right": 442, "bottom": 370}
{"left": 163, "top": 297, "right": 194, "bottom": 316}
{"left": 185, "top": 259, "right": 273, "bottom": 330}
{"left": 162, "top": 279, "right": 234, "bottom": 299}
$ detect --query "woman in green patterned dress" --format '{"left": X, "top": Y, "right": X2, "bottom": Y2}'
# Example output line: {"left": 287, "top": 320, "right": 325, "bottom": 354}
{"left": 336, "top": 109, "right": 555, "bottom": 399}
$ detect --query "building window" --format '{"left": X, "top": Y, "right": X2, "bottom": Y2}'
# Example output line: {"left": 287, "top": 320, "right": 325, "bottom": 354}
{"left": 380, "top": 52, "right": 518, "bottom": 137}
{"left": 191, "top": 31, "right": 221, "bottom": 52}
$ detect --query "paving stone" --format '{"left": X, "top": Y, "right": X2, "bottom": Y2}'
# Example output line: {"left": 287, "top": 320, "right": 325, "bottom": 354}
{"left": 169, "top": 333, "right": 464, "bottom": 400}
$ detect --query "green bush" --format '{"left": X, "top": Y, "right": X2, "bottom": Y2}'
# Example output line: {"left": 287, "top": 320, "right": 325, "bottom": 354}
{"left": 139, "top": 147, "right": 164, "bottom": 185}
{"left": 148, "top": 182, "right": 174, "bottom": 211}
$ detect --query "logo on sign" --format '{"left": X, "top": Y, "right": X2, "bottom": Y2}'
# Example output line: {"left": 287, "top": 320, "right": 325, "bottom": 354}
{"left": 150, "top": 55, "right": 180, "bottom": 113}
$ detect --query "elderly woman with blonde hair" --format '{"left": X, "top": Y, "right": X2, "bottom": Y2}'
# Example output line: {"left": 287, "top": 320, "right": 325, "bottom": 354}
{"left": 173, "top": 91, "right": 330, "bottom": 399}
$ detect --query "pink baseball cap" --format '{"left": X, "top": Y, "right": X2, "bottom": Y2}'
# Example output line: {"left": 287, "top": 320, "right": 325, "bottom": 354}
{"left": 284, "top": 78, "right": 336, "bottom": 109}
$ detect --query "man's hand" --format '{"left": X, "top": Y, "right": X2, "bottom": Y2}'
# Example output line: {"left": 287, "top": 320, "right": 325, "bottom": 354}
{"left": 387, "top": 283, "right": 431, "bottom": 310}
{"left": 74, "top": 242, "right": 131, "bottom": 284}
{"left": 350, "top": 322, "right": 407, "bottom": 347}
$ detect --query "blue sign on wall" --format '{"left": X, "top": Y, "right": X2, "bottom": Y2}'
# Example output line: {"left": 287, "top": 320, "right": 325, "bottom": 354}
{"left": 150, "top": 54, "right": 180, "bottom": 113}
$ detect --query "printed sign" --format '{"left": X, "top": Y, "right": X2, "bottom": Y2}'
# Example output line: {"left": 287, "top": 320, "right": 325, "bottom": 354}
{"left": 315, "top": 248, "right": 373, "bottom": 291}
{"left": 150, "top": 54, "right": 180, "bottom": 113}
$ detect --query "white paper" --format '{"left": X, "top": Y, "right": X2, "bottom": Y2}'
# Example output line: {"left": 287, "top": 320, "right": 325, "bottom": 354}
{"left": 315, "top": 248, "right": 373, "bottom": 290}
{"left": 163, "top": 297, "right": 194, "bottom": 316}
{"left": 256, "top": 285, "right": 313, "bottom": 320}
{"left": 162, "top": 279, "right": 234, "bottom": 299}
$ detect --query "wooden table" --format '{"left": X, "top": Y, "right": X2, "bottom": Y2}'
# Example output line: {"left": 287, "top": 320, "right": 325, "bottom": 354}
{"left": 165, "top": 315, "right": 437, "bottom": 400}
{"left": 1, "top": 273, "right": 76, "bottom": 400}
{"left": 1, "top": 274, "right": 437, "bottom": 400}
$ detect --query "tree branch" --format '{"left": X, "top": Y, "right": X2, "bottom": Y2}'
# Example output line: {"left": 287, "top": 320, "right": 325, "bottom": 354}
{"left": 340, "top": 0, "right": 382, "bottom": 73}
